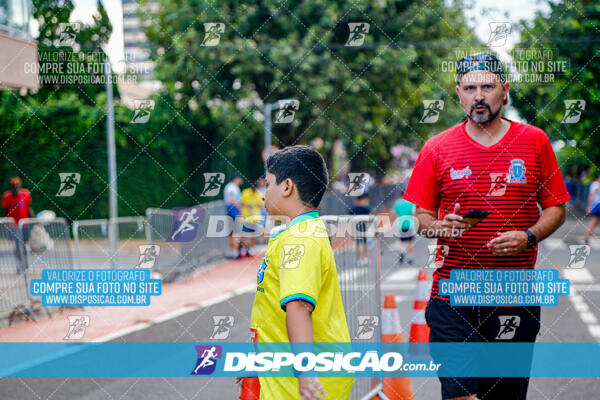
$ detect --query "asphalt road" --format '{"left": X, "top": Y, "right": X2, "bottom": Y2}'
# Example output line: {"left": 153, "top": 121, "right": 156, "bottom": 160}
{"left": 2, "top": 208, "right": 600, "bottom": 399}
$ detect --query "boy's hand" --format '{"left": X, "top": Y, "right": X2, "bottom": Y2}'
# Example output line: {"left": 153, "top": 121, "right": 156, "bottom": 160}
{"left": 298, "top": 376, "right": 326, "bottom": 400}
{"left": 235, "top": 377, "right": 243, "bottom": 397}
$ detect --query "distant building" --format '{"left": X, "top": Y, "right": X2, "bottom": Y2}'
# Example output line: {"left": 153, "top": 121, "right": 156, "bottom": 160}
{"left": 120, "top": 0, "right": 160, "bottom": 107}
{"left": 0, "top": 0, "right": 39, "bottom": 90}
{"left": 122, "top": 0, "right": 157, "bottom": 81}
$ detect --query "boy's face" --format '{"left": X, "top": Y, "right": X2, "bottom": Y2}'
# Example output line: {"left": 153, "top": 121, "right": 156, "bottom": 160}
{"left": 264, "top": 172, "right": 291, "bottom": 216}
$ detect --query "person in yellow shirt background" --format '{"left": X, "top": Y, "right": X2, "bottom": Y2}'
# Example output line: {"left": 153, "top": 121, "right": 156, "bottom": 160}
{"left": 246, "top": 145, "right": 353, "bottom": 399}
{"left": 240, "top": 183, "right": 265, "bottom": 257}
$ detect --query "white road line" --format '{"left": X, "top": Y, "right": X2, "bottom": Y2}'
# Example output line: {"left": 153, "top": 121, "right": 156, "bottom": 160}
{"left": 588, "top": 325, "right": 600, "bottom": 338}
{"left": 543, "top": 238, "right": 567, "bottom": 250}
{"left": 573, "top": 284, "right": 600, "bottom": 292}
{"left": 580, "top": 311, "right": 598, "bottom": 325}
{"left": 394, "top": 295, "right": 410, "bottom": 303}
{"left": 569, "top": 290, "right": 600, "bottom": 342}
{"left": 562, "top": 268, "right": 595, "bottom": 283}
{"left": 385, "top": 268, "right": 419, "bottom": 282}
{"left": 588, "top": 238, "right": 600, "bottom": 248}
{"left": 338, "top": 268, "right": 368, "bottom": 282}
{"left": 93, "top": 283, "right": 256, "bottom": 343}
{"left": 381, "top": 283, "right": 417, "bottom": 291}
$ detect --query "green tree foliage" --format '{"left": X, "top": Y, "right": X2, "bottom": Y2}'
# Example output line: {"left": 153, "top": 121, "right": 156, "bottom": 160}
{"left": 33, "top": 0, "right": 112, "bottom": 102}
{"left": 0, "top": 1, "right": 194, "bottom": 220}
{"left": 143, "top": 0, "right": 481, "bottom": 181}
{"left": 510, "top": 0, "right": 600, "bottom": 177}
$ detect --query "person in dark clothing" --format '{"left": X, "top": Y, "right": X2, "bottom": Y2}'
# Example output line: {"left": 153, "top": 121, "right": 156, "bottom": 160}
{"left": 349, "top": 194, "right": 372, "bottom": 265}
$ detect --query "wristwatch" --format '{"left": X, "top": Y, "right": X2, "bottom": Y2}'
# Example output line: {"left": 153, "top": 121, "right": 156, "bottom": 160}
{"left": 524, "top": 229, "right": 537, "bottom": 249}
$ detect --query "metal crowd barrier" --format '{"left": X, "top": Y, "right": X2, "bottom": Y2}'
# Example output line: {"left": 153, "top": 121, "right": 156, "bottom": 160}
{"left": 0, "top": 217, "right": 33, "bottom": 324}
{"left": 72, "top": 216, "right": 148, "bottom": 268}
{"left": 146, "top": 201, "right": 229, "bottom": 281}
{"left": 325, "top": 215, "right": 384, "bottom": 400}
{"left": 18, "top": 217, "right": 73, "bottom": 320}
{"left": 180, "top": 201, "right": 228, "bottom": 270}
{"left": 145, "top": 207, "right": 185, "bottom": 281}
{"left": 320, "top": 183, "right": 405, "bottom": 215}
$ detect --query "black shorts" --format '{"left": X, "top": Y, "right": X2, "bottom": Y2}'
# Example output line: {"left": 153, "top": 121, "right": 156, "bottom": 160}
{"left": 425, "top": 298, "right": 541, "bottom": 400}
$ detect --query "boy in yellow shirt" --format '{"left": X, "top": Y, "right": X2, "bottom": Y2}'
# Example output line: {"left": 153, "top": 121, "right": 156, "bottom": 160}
{"left": 249, "top": 145, "right": 353, "bottom": 399}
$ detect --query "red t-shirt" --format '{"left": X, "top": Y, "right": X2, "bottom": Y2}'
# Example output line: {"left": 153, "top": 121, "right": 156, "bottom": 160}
{"left": 2, "top": 189, "right": 32, "bottom": 223}
{"left": 404, "top": 118, "right": 570, "bottom": 300}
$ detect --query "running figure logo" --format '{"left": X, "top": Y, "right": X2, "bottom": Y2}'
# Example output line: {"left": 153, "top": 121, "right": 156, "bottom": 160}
{"left": 487, "top": 173, "right": 509, "bottom": 197}
{"left": 281, "top": 244, "right": 305, "bottom": 269}
{"left": 191, "top": 345, "right": 222, "bottom": 375}
{"left": 56, "top": 173, "right": 81, "bottom": 197}
{"left": 210, "top": 316, "right": 234, "bottom": 340}
{"left": 58, "top": 23, "right": 81, "bottom": 47}
{"left": 566, "top": 245, "right": 590, "bottom": 269}
{"left": 345, "top": 23, "right": 370, "bottom": 46}
{"left": 496, "top": 315, "right": 521, "bottom": 340}
{"left": 561, "top": 100, "right": 586, "bottom": 124}
{"left": 201, "top": 172, "right": 225, "bottom": 197}
{"left": 420, "top": 100, "right": 444, "bottom": 124}
{"left": 345, "top": 172, "right": 370, "bottom": 196}
{"left": 354, "top": 315, "right": 379, "bottom": 340}
{"left": 131, "top": 100, "right": 155, "bottom": 124}
{"left": 201, "top": 23, "right": 225, "bottom": 46}
{"left": 274, "top": 99, "right": 300, "bottom": 124}
{"left": 136, "top": 245, "right": 160, "bottom": 268}
{"left": 487, "top": 22, "right": 511, "bottom": 47}
{"left": 425, "top": 245, "right": 449, "bottom": 269}
{"left": 64, "top": 315, "right": 90, "bottom": 340}
{"left": 168, "top": 206, "right": 204, "bottom": 242}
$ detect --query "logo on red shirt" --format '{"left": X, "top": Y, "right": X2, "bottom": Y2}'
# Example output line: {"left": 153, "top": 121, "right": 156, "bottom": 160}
{"left": 508, "top": 159, "right": 527, "bottom": 184}
{"left": 450, "top": 166, "right": 472, "bottom": 180}
{"left": 488, "top": 173, "right": 509, "bottom": 196}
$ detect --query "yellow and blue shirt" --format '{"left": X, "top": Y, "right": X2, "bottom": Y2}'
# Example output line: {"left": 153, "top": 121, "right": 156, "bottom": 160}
{"left": 250, "top": 210, "right": 353, "bottom": 399}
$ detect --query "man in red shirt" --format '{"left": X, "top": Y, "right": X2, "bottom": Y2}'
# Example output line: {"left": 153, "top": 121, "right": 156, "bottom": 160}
{"left": 2, "top": 177, "right": 34, "bottom": 223}
{"left": 2, "top": 177, "right": 34, "bottom": 265}
{"left": 404, "top": 53, "right": 569, "bottom": 400}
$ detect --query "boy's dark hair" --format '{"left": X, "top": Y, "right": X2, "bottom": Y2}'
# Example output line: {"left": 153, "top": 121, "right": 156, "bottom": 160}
{"left": 266, "top": 145, "right": 328, "bottom": 208}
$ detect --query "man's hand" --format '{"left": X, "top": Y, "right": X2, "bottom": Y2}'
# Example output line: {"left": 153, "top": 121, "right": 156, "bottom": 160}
{"left": 487, "top": 231, "right": 528, "bottom": 256}
{"left": 438, "top": 203, "right": 471, "bottom": 237}
{"left": 298, "top": 376, "right": 326, "bottom": 400}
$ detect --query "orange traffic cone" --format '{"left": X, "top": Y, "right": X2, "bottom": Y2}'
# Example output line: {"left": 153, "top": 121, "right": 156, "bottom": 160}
{"left": 240, "top": 377, "right": 260, "bottom": 400}
{"left": 374, "top": 294, "right": 414, "bottom": 400}
{"left": 409, "top": 270, "right": 430, "bottom": 354}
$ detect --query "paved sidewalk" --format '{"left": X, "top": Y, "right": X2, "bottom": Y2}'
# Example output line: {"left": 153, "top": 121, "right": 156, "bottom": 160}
{"left": 0, "top": 254, "right": 261, "bottom": 342}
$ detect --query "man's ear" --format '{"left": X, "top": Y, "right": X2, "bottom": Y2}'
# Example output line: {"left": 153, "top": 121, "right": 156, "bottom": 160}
{"left": 503, "top": 82, "right": 510, "bottom": 105}
{"left": 281, "top": 178, "right": 294, "bottom": 198}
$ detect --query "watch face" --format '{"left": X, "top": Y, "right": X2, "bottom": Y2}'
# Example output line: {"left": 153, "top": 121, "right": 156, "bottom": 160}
{"left": 526, "top": 231, "right": 536, "bottom": 248}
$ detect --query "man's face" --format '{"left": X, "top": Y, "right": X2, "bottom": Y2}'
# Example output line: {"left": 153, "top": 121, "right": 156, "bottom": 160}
{"left": 233, "top": 177, "right": 242, "bottom": 186}
{"left": 10, "top": 181, "right": 21, "bottom": 193}
{"left": 457, "top": 70, "right": 509, "bottom": 126}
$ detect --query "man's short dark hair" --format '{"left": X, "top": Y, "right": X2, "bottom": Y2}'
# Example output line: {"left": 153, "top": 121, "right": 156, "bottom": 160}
{"left": 266, "top": 145, "right": 328, "bottom": 208}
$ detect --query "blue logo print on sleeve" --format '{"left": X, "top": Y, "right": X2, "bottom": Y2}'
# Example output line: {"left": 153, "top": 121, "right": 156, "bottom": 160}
{"left": 257, "top": 256, "right": 269, "bottom": 284}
